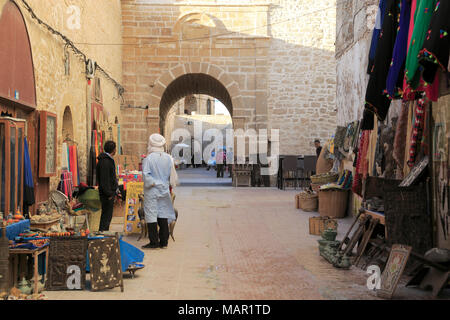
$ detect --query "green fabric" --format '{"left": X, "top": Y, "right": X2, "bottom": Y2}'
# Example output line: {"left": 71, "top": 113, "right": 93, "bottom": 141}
{"left": 405, "top": 0, "right": 437, "bottom": 89}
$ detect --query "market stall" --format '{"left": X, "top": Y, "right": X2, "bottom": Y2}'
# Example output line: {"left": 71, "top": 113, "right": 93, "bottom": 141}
{"left": 301, "top": 0, "right": 450, "bottom": 299}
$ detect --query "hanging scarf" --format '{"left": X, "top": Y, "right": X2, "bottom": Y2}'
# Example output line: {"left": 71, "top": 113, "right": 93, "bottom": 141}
{"left": 407, "top": 97, "right": 428, "bottom": 167}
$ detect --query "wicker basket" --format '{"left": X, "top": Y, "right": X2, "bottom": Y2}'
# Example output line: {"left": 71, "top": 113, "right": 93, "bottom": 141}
{"left": 318, "top": 189, "right": 349, "bottom": 218}
{"left": 311, "top": 172, "right": 339, "bottom": 185}
{"left": 298, "top": 192, "right": 318, "bottom": 212}
{"left": 309, "top": 216, "right": 338, "bottom": 235}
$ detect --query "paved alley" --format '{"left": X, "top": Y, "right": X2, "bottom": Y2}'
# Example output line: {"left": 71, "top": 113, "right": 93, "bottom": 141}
{"left": 44, "top": 186, "right": 379, "bottom": 300}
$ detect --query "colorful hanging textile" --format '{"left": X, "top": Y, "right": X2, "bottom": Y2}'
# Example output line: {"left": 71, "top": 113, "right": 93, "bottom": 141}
{"left": 363, "top": 0, "right": 401, "bottom": 128}
{"left": 69, "top": 145, "right": 79, "bottom": 187}
{"left": 57, "top": 170, "right": 73, "bottom": 200}
{"left": 407, "top": 97, "right": 428, "bottom": 167}
{"left": 368, "top": 0, "right": 388, "bottom": 74}
{"left": 404, "top": 0, "right": 438, "bottom": 89}
{"left": 386, "top": 0, "right": 411, "bottom": 98}
{"left": 418, "top": 0, "right": 450, "bottom": 84}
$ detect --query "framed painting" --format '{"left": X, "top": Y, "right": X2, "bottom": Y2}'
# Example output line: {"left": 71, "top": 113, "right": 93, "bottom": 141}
{"left": 39, "top": 111, "right": 57, "bottom": 177}
{"left": 377, "top": 244, "right": 412, "bottom": 299}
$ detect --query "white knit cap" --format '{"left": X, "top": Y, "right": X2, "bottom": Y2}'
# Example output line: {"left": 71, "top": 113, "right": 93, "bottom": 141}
{"left": 148, "top": 133, "right": 166, "bottom": 154}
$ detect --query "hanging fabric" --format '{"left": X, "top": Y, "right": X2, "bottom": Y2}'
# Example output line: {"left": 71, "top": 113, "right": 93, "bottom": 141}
{"left": 368, "top": 0, "right": 388, "bottom": 74}
{"left": 418, "top": 0, "right": 450, "bottom": 84}
{"left": 23, "top": 138, "right": 35, "bottom": 217}
{"left": 57, "top": 170, "right": 73, "bottom": 200}
{"left": 69, "top": 145, "right": 78, "bottom": 187}
{"left": 393, "top": 101, "right": 411, "bottom": 172}
{"left": 407, "top": 97, "right": 428, "bottom": 167}
{"left": 61, "top": 142, "right": 69, "bottom": 170}
{"left": 404, "top": 0, "right": 438, "bottom": 89}
{"left": 363, "top": 0, "right": 402, "bottom": 128}
{"left": 386, "top": 0, "right": 412, "bottom": 98}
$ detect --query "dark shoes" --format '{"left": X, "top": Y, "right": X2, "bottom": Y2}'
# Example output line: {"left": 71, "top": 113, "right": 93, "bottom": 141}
{"left": 141, "top": 243, "right": 160, "bottom": 249}
{"left": 159, "top": 244, "right": 168, "bottom": 249}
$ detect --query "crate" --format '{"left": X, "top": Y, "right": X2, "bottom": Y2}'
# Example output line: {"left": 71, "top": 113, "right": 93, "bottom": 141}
{"left": 309, "top": 216, "right": 338, "bottom": 235}
{"left": 318, "top": 189, "right": 349, "bottom": 218}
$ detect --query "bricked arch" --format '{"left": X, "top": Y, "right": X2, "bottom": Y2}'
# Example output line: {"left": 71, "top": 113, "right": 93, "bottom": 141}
{"left": 149, "top": 62, "right": 244, "bottom": 133}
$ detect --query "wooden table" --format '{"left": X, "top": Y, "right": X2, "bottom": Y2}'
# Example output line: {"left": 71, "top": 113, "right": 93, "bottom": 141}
{"left": 9, "top": 245, "right": 49, "bottom": 294}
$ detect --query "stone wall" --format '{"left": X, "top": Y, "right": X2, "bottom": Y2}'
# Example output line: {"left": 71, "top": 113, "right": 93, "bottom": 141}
{"left": 336, "top": 0, "right": 377, "bottom": 125}
{"left": 268, "top": 0, "right": 337, "bottom": 155}
{"left": 0, "top": 0, "right": 124, "bottom": 188}
{"left": 121, "top": 0, "right": 338, "bottom": 157}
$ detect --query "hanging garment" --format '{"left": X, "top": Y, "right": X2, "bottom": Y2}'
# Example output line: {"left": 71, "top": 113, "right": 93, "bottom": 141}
{"left": 23, "top": 138, "right": 35, "bottom": 217}
{"left": 364, "top": 0, "right": 402, "bottom": 128}
{"left": 407, "top": 97, "right": 428, "bottom": 167}
{"left": 418, "top": 0, "right": 450, "bottom": 83}
{"left": 61, "top": 142, "right": 69, "bottom": 170}
{"left": 404, "top": 0, "right": 438, "bottom": 89}
{"left": 368, "top": 0, "right": 388, "bottom": 74}
{"left": 69, "top": 145, "right": 78, "bottom": 187}
{"left": 402, "top": 0, "right": 440, "bottom": 101}
{"left": 57, "top": 170, "right": 73, "bottom": 200}
{"left": 393, "top": 101, "right": 411, "bottom": 171}
{"left": 386, "top": 0, "right": 412, "bottom": 98}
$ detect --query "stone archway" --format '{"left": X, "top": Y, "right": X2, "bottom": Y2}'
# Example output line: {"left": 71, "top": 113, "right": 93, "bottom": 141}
{"left": 147, "top": 62, "right": 246, "bottom": 135}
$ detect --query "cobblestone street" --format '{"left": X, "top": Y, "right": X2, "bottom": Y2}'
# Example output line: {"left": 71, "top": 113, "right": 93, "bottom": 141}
{"left": 40, "top": 169, "right": 449, "bottom": 300}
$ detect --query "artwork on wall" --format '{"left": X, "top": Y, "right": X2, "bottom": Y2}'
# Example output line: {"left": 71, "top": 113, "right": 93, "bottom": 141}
{"left": 39, "top": 111, "right": 57, "bottom": 177}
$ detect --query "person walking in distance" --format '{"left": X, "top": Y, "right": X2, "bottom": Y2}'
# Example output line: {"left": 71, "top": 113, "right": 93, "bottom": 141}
{"left": 96, "top": 141, "right": 119, "bottom": 232}
{"left": 142, "top": 134, "right": 178, "bottom": 249}
{"left": 216, "top": 147, "right": 225, "bottom": 178}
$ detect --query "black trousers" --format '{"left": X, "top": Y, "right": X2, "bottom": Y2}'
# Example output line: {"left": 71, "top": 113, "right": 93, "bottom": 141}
{"left": 217, "top": 164, "right": 224, "bottom": 177}
{"left": 99, "top": 196, "right": 114, "bottom": 231}
{"left": 147, "top": 218, "right": 169, "bottom": 247}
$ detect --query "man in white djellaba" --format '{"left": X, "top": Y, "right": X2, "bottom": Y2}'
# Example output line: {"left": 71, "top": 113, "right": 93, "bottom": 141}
{"left": 141, "top": 133, "right": 178, "bottom": 249}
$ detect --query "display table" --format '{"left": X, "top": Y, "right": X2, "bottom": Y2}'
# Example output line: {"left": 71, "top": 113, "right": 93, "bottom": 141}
{"left": 9, "top": 244, "right": 49, "bottom": 294}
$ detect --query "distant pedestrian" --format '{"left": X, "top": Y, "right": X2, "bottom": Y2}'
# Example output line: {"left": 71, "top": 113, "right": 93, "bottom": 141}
{"left": 314, "top": 139, "right": 322, "bottom": 157}
{"left": 96, "top": 140, "right": 119, "bottom": 232}
{"left": 142, "top": 134, "right": 178, "bottom": 249}
{"left": 216, "top": 147, "right": 226, "bottom": 178}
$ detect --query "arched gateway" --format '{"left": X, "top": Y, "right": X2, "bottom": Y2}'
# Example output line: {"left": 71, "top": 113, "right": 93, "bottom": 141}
{"left": 146, "top": 62, "right": 247, "bottom": 137}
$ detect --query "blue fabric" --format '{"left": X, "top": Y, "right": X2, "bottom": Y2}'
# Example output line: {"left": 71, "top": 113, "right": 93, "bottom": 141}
{"left": 368, "top": 0, "right": 387, "bottom": 73}
{"left": 86, "top": 236, "right": 144, "bottom": 272}
{"left": 386, "top": 0, "right": 411, "bottom": 97}
{"left": 0, "top": 220, "right": 30, "bottom": 240}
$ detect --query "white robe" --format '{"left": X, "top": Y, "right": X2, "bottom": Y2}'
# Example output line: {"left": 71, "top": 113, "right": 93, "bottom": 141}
{"left": 142, "top": 152, "right": 178, "bottom": 223}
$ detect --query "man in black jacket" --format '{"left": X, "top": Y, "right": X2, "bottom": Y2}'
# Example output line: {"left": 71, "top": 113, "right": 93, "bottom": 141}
{"left": 96, "top": 140, "right": 119, "bottom": 232}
